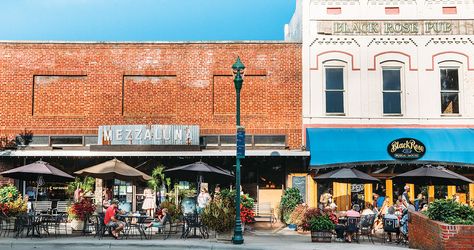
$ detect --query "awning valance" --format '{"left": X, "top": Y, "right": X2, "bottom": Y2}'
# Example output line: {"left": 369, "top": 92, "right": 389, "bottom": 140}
{"left": 306, "top": 128, "right": 474, "bottom": 168}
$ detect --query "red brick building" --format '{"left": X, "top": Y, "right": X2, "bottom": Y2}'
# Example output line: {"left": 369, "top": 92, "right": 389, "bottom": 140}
{"left": 0, "top": 42, "right": 307, "bottom": 211}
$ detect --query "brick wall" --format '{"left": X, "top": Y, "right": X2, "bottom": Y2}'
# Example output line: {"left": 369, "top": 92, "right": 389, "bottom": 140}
{"left": 0, "top": 42, "right": 302, "bottom": 148}
{"left": 409, "top": 211, "right": 474, "bottom": 250}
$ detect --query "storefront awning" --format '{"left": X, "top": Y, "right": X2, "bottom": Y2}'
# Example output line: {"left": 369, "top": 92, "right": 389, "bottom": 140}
{"left": 306, "top": 128, "right": 474, "bottom": 168}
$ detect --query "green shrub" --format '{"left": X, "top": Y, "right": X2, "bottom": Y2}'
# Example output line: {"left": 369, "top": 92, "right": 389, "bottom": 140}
{"left": 279, "top": 187, "right": 303, "bottom": 224}
{"left": 426, "top": 199, "right": 474, "bottom": 225}
{"left": 308, "top": 215, "right": 335, "bottom": 231}
{"left": 201, "top": 189, "right": 235, "bottom": 233}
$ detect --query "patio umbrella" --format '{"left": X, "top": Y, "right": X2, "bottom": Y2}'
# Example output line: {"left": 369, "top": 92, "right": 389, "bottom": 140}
{"left": 74, "top": 158, "right": 152, "bottom": 182}
{"left": 391, "top": 165, "right": 473, "bottom": 186}
{"left": 314, "top": 168, "right": 380, "bottom": 210}
{"left": 1, "top": 160, "right": 74, "bottom": 207}
{"left": 164, "top": 161, "right": 233, "bottom": 191}
{"left": 1, "top": 160, "right": 74, "bottom": 182}
{"left": 314, "top": 168, "right": 380, "bottom": 184}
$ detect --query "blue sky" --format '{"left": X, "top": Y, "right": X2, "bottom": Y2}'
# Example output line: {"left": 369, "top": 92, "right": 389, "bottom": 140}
{"left": 0, "top": 0, "right": 296, "bottom": 41}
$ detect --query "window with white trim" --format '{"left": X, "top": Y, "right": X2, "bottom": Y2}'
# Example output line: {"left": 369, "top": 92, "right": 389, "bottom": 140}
{"left": 440, "top": 68, "right": 460, "bottom": 114}
{"left": 325, "top": 67, "right": 345, "bottom": 114}
{"left": 382, "top": 68, "right": 402, "bottom": 114}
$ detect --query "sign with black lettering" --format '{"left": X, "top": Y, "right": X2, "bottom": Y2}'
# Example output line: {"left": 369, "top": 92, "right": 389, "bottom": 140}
{"left": 387, "top": 138, "right": 426, "bottom": 160}
{"left": 317, "top": 20, "right": 473, "bottom": 36}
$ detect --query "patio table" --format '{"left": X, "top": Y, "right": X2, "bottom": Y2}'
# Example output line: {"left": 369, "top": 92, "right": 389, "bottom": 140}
{"left": 117, "top": 214, "right": 150, "bottom": 240}
{"left": 181, "top": 213, "right": 208, "bottom": 239}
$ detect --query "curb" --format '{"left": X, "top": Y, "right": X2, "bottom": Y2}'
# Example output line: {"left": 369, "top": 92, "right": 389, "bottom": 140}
{"left": 1, "top": 240, "right": 266, "bottom": 250}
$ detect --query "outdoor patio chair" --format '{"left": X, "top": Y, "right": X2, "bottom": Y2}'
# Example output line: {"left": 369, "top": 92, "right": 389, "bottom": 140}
{"left": 52, "top": 201, "right": 69, "bottom": 214}
{"left": 147, "top": 214, "right": 185, "bottom": 240}
{"left": 359, "top": 214, "right": 376, "bottom": 243}
{"left": 97, "top": 213, "right": 114, "bottom": 239}
{"left": 346, "top": 217, "right": 360, "bottom": 243}
{"left": 0, "top": 215, "right": 16, "bottom": 237}
{"left": 33, "top": 201, "right": 53, "bottom": 214}
{"left": 253, "top": 202, "right": 275, "bottom": 227}
{"left": 383, "top": 218, "right": 400, "bottom": 244}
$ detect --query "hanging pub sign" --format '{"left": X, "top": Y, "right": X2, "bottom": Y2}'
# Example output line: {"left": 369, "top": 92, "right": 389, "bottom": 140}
{"left": 387, "top": 138, "right": 426, "bottom": 160}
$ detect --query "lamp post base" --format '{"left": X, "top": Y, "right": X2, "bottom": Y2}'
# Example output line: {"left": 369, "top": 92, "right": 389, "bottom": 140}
{"left": 232, "top": 234, "right": 244, "bottom": 244}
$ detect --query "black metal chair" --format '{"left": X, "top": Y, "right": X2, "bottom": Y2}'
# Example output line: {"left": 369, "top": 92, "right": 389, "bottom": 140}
{"left": 97, "top": 213, "right": 113, "bottom": 239}
{"left": 181, "top": 213, "right": 208, "bottom": 239}
{"left": 359, "top": 214, "right": 376, "bottom": 243}
{"left": 345, "top": 217, "right": 360, "bottom": 243}
{"left": 383, "top": 217, "right": 400, "bottom": 244}
{"left": 124, "top": 215, "right": 148, "bottom": 240}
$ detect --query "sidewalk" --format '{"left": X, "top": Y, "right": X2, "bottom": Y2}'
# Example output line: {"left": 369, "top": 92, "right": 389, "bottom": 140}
{"left": 0, "top": 228, "right": 410, "bottom": 250}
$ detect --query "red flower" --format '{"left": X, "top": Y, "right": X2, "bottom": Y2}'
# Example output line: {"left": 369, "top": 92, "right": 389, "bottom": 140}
{"left": 69, "top": 199, "right": 96, "bottom": 221}
{"left": 240, "top": 204, "right": 255, "bottom": 223}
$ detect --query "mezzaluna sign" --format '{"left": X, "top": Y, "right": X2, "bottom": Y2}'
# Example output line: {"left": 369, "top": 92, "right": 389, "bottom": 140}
{"left": 98, "top": 125, "right": 199, "bottom": 146}
{"left": 331, "top": 21, "right": 455, "bottom": 35}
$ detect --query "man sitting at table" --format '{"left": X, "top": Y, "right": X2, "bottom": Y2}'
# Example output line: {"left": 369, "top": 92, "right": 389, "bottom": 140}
{"left": 104, "top": 199, "right": 125, "bottom": 239}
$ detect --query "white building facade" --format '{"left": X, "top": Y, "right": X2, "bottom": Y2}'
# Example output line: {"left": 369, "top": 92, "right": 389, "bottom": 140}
{"left": 287, "top": 0, "right": 474, "bottom": 208}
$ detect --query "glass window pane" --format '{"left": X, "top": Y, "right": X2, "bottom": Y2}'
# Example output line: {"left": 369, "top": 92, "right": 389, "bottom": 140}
{"left": 383, "top": 69, "right": 401, "bottom": 91}
{"left": 50, "top": 136, "right": 83, "bottom": 145}
{"left": 441, "top": 93, "right": 459, "bottom": 114}
{"left": 383, "top": 92, "right": 401, "bottom": 114}
{"left": 326, "top": 68, "right": 343, "bottom": 90}
{"left": 326, "top": 91, "right": 344, "bottom": 113}
{"left": 440, "top": 69, "right": 459, "bottom": 90}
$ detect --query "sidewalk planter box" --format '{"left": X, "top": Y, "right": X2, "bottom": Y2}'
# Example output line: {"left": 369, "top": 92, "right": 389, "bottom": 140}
{"left": 409, "top": 211, "right": 474, "bottom": 250}
{"left": 70, "top": 219, "right": 84, "bottom": 231}
{"left": 310, "top": 230, "right": 332, "bottom": 242}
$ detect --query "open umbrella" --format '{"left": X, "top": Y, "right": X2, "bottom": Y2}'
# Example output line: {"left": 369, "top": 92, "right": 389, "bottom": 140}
{"left": 1, "top": 160, "right": 74, "bottom": 182}
{"left": 391, "top": 165, "right": 473, "bottom": 186}
{"left": 314, "top": 168, "right": 380, "bottom": 210}
{"left": 1, "top": 160, "right": 74, "bottom": 207}
{"left": 74, "top": 158, "right": 152, "bottom": 182}
{"left": 164, "top": 161, "right": 233, "bottom": 191}
{"left": 314, "top": 168, "right": 380, "bottom": 184}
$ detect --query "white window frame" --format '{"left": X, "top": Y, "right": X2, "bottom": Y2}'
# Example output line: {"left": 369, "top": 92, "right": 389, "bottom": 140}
{"left": 439, "top": 63, "right": 462, "bottom": 116}
{"left": 381, "top": 64, "right": 404, "bottom": 116}
{"left": 323, "top": 61, "right": 347, "bottom": 116}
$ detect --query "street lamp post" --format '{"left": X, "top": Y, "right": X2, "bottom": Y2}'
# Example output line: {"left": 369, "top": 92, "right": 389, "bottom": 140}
{"left": 232, "top": 57, "right": 245, "bottom": 245}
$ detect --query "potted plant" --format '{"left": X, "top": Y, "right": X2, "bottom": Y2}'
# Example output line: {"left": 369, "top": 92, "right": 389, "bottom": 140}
{"left": 201, "top": 189, "right": 236, "bottom": 240}
{"left": 302, "top": 207, "right": 335, "bottom": 242}
{"left": 289, "top": 204, "right": 308, "bottom": 231}
{"left": 68, "top": 199, "right": 96, "bottom": 230}
{"left": 279, "top": 187, "right": 303, "bottom": 226}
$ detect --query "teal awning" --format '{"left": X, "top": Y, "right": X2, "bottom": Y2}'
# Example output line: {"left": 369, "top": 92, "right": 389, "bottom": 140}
{"left": 306, "top": 128, "right": 474, "bottom": 168}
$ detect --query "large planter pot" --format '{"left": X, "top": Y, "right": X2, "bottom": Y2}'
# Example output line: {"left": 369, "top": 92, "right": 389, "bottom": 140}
{"left": 310, "top": 230, "right": 332, "bottom": 242}
{"left": 216, "top": 231, "right": 233, "bottom": 241}
{"left": 70, "top": 219, "right": 84, "bottom": 231}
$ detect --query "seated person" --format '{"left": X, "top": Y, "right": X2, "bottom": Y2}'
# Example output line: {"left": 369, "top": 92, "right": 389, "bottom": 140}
{"left": 345, "top": 204, "right": 361, "bottom": 243}
{"left": 104, "top": 200, "right": 125, "bottom": 239}
{"left": 384, "top": 206, "right": 400, "bottom": 242}
{"left": 145, "top": 208, "right": 168, "bottom": 229}
{"left": 400, "top": 209, "right": 409, "bottom": 237}
{"left": 361, "top": 202, "right": 376, "bottom": 216}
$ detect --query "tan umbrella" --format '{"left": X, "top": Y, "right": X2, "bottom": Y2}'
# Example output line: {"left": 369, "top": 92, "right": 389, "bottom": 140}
{"left": 74, "top": 158, "right": 151, "bottom": 182}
